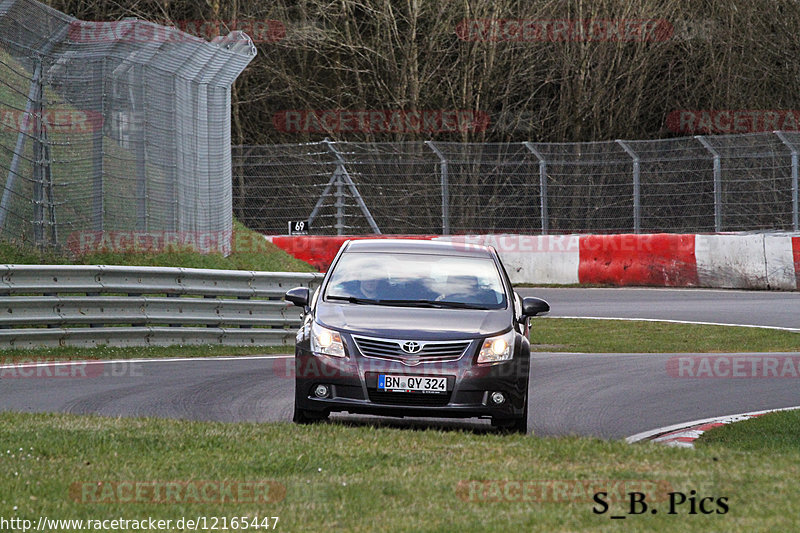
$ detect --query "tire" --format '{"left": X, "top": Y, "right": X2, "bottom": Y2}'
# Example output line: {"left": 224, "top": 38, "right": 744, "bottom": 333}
{"left": 492, "top": 395, "right": 528, "bottom": 435}
{"left": 292, "top": 402, "right": 329, "bottom": 424}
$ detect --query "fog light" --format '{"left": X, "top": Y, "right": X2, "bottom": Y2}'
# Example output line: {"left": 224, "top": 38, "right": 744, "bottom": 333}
{"left": 490, "top": 392, "right": 506, "bottom": 405}
{"left": 314, "top": 384, "right": 330, "bottom": 398}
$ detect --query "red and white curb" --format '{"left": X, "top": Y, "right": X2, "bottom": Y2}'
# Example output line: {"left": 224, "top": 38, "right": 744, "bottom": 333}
{"left": 625, "top": 406, "right": 800, "bottom": 448}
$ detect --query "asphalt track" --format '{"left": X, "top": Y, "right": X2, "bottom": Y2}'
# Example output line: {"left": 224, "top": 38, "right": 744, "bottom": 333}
{"left": 1, "top": 288, "right": 798, "bottom": 439}
{"left": 518, "top": 287, "right": 800, "bottom": 330}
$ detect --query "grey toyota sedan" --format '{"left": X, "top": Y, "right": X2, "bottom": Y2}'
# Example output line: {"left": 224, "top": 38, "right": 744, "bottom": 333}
{"left": 285, "top": 239, "right": 549, "bottom": 433}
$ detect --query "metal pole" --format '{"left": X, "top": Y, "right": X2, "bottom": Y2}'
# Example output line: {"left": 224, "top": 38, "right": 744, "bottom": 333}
{"left": 0, "top": 21, "right": 67, "bottom": 236}
{"left": 696, "top": 136, "right": 722, "bottom": 232}
{"left": 523, "top": 142, "right": 548, "bottom": 235}
{"left": 44, "top": 133, "right": 57, "bottom": 247}
{"left": 425, "top": 141, "right": 449, "bottom": 235}
{"left": 172, "top": 76, "right": 179, "bottom": 231}
{"left": 92, "top": 59, "right": 105, "bottom": 231}
{"left": 0, "top": 62, "right": 42, "bottom": 233}
{"left": 32, "top": 60, "right": 44, "bottom": 247}
{"left": 324, "top": 140, "right": 381, "bottom": 234}
{"left": 775, "top": 131, "right": 799, "bottom": 232}
{"left": 335, "top": 166, "right": 344, "bottom": 236}
{"left": 307, "top": 161, "right": 339, "bottom": 230}
{"left": 616, "top": 140, "right": 641, "bottom": 233}
{"left": 135, "top": 64, "right": 147, "bottom": 231}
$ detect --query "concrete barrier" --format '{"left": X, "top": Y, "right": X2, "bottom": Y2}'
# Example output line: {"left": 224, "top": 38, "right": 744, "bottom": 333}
{"left": 794, "top": 237, "right": 800, "bottom": 289}
{"left": 578, "top": 234, "right": 698, "bottom": 287}
{"left": 695, "top": 234, "right": 797, "bottom": 290}
{"left": 266, "top": 233, "right": 800, "bottom": 291}
{"left": 434, "top": 235, "right": 580, "bottom": 285}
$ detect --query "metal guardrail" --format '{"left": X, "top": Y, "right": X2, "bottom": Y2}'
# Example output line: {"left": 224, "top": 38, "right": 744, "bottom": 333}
{"left": 0, "top": 265, "right": 323, "bottom": 349}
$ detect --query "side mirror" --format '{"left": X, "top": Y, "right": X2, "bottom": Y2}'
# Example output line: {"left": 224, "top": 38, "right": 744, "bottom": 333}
{"left": 285, "top": 287, "right": 310, "bottom": 307}
{"left": 522, "top": 297, "right": 550, "bottom": 317}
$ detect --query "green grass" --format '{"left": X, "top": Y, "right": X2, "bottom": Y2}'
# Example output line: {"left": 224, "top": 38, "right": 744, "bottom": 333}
{"left": 531, "top": 318, "right": 800, "bottom": 353}
{"left": 0, "top": 343, "right": 291, "bottom": 362}
{"left": 0, "top": 412, "right": 797, "bottom": 532}
{"left": 0, "top": 219, "right": 316, "bottom": 272}
{"left": 696, "top": 410, "right": 800, "bottom": 453}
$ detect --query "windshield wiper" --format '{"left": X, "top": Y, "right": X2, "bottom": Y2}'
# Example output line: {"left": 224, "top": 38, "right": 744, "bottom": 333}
{"left": 327, "top": 296, "right": 490, "bottom": 309}
{"left": 326, "top": 295, "right": 380, "bottom": 305}
{"left": 377, "top": 299, "right": 488, "bottom": 310}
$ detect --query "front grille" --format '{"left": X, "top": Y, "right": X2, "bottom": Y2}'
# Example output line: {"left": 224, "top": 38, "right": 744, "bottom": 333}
{"left": 367, "top": 390, "right": 452, "bottom": 406}
{"left": 353, "top": 335, "right": 471, "bottom": 364}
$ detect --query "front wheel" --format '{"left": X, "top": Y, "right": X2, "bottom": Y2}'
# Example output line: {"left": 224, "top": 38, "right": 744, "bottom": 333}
{"left": 492, "top": 396, "right": 528, "bottom": 434}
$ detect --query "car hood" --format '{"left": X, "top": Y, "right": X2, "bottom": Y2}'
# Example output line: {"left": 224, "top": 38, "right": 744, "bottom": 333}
{"left": 315, "top": 302, "right": 511, "bottom": 340}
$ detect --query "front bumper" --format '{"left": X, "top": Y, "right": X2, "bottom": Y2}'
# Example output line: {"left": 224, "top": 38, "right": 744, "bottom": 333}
{"left": 294, "top": 338, "right": 530, "bottom": 419}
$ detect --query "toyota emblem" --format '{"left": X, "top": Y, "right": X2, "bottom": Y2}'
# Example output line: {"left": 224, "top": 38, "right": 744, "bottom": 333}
{"left": 401, "top": 341, "right": 422, "bottom": 354}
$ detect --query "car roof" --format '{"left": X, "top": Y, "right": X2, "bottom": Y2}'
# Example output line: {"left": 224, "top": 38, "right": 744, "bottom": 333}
{"left": 343, "top": 238, "right": 495, "bottom": 258}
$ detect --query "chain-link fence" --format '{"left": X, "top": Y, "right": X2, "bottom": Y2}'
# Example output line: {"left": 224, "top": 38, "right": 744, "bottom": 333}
{"left": 234, "top": 133, "right": 800, "bottom": 235}
{"left": 0, "top": 0, "right": 255, "bottom": 251}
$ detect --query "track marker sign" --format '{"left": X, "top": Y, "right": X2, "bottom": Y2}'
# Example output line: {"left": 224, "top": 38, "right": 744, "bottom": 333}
{"left": 288, "top": 220, "right": 310, "bottom": 235}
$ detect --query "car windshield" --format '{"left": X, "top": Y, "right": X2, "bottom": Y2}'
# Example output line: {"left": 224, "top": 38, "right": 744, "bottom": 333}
{"left": 324, "top": 252, "right": 507, "bottom": 309}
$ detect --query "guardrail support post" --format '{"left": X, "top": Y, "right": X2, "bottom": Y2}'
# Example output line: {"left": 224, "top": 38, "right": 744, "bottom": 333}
{"left": 616, "top": 140, "right": 641, "bottom": 234}
{"left": 776, "top": 131, "right": 799, "bottom": 232}
{"left": 696, "top": 136, "right": 723, "bottom": 232}
{"left": 426, "top": 141, "right": 449, "bottom": 235}
{"left": 523, "top": 142, "right": 549, "bottom": 235}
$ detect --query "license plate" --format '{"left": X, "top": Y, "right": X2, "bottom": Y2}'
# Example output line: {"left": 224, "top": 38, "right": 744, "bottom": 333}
{"left": 378, "top": 374, "right": 447, "bottom": 393}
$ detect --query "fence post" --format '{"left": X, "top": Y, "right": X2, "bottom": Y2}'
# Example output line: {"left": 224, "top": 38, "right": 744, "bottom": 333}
{"left": 696, "top": 136, "right": 722, "bottom": 232}
{"left": 335, "top": 167, "right": 344, "bottom": 235}
{"left": 0, "top": 61, "right": 43, "bottom": 235}
{"left": 91, "top": 59, "right": 105, "bottom": 231}
{"left": 135, "top": 64, "right": 147, "bottom": 231}
{"left": 523, "top": 142, "right": 548, "bottom": 235}
{"left": 425, "top": 141, "right": 449, "bottom": 235}
{"left": 775, "top": 131, "right": 799, "bottom": 232}
{"left": 324, "top": 140, "right": 381, "bottom": 234}
{"left": 616, "top": 140, "right": 641, "bottom": 234}
{"left": 32, "top": 58, "right": 44, "bottom": 247}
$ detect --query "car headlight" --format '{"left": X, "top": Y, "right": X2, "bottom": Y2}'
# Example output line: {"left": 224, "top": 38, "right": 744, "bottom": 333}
{"left": 477, "top": 330, "right": 515, "bottom": 364}
{"left": 311, "top": 322, "right": 345, "bottom": 357}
